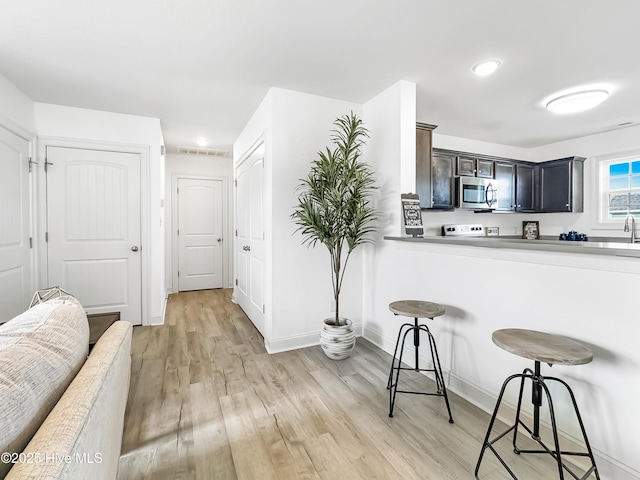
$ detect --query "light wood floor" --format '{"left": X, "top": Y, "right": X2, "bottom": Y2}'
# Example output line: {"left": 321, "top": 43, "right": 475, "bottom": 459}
{"left": 117, "top": 289, "right": 581, "bottom": 479}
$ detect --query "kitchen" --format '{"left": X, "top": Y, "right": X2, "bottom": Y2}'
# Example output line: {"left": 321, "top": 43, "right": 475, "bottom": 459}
{"left": 362, "top": 83, "right": 640, "bottom": 479}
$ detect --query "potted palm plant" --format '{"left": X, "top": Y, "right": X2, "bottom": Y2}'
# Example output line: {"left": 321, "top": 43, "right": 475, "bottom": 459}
{"left": 291, "top": 112, "right": 377, "bottom": 359}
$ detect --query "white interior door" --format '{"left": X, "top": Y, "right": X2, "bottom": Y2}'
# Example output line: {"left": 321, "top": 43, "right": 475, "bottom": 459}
{"left": 235, "top": 145, "right": 265, "bottom": 335}
{"left": 0, "top": 128, "right": 31, "bottom": 323}
{"left": 177, "top": 178, "right": 223, "bottom": 291}
{"left": 45, "top": 146, "right": 142, "bottom": 324}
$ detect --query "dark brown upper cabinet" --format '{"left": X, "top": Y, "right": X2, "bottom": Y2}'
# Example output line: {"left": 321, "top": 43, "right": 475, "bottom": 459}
{"left": 515, "top": 164, "right": 536, "bottom": 212}
{"left": 416, "top": 145, "right": 584, "bottom": 214}
{"left": 537, "top": 157, "right": 585, "bottom": 212}
{"left": 431, "top": 152, "right": 455, "bottom": 209}
{"left": 494, "top": 162, "right": 516, "bottom": 211}
{"left": 456, "top": 155, "right": 494, "bottom": 178}
{"left": 416, "top": 123, "right": 454, "bottom": 209}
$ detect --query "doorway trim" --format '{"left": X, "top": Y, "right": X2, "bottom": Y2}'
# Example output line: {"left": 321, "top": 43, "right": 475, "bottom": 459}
{"left": 170, "top": 173, "right": 230, "bottom": 292}
{"left": 35, "top": 137, "right": 151, "bottom": 325}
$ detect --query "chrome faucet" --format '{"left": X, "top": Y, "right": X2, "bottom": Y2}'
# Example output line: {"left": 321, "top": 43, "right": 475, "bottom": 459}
{"left": 624, "top": 213, "right": 638, "bottom": 243}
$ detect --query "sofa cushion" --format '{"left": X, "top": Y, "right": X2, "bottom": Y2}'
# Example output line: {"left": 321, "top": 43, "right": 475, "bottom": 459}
{"left": 6, "top": 321, "right": 132, "bottom": 480}
{"left": 0, "top": 296, "right": 89, "bottom": 478}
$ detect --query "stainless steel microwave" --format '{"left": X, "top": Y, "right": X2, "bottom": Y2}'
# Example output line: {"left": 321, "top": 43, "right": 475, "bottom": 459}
{"left": 456, "top": 176, "right": 498, "bottom": 210}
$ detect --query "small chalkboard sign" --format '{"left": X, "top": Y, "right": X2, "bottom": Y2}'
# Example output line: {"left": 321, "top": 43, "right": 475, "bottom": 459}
{"left": 401, "top": 193, "right": 424, "bottom": 237}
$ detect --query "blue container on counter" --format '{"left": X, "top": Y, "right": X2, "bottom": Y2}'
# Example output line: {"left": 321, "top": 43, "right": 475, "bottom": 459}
{"left": 559, "top": 231, "right": 588, "bottom": 241}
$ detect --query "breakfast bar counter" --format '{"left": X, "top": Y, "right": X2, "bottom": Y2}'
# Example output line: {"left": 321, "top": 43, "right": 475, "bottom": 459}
{"left": 373, "top": 231, "right": 640, "bottom": 477}
{"left": 384, "top": 235, "right": 640, "bottom": 258}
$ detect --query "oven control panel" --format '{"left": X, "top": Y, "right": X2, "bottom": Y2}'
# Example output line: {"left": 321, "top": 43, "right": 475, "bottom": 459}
{"left": 442, "top": 224, "right": 485, "bottom": 236}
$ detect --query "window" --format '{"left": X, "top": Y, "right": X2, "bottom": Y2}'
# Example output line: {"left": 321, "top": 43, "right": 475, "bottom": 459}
{"left": 601, "top": 157, "right": 640, "bottom": 221}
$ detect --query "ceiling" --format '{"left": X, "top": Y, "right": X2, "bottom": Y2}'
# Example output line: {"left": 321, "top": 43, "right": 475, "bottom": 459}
{"left": 1, "top": 0, "right": 638, "bottom": 153}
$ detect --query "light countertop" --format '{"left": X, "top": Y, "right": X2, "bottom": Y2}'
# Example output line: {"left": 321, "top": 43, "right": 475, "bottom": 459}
{"left": 383, "top": 235, "right": 640, "bottom": 258}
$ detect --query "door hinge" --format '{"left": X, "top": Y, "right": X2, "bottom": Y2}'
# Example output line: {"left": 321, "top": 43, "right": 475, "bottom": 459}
{"left": 178, "top": 270, "right": 180, "bottom": 277}
{"left": 160, "top": 145, "right": 165, "bottom": 156}
{"left": 177, "top": 187, "right": 179, "bottom": 194}
{"left": 235, "top": 279, "right": 238, "bottom": 286}
{"left": 29, "top": 237, "right": 33, "bottom": 249}
{"left": 28, "top": 157, "right": 39, "bottom": 172}
{"left": 177, "top": 229, "right": 179, "bottom": 236}
{"left": 234, "top": 179, "right": 237, "bottom": 187}
{"left": 263, "top": 304, "right": 265, "bottom": 314}
{"left": 45, "top": 232, "right": 48, "bottom": 242}
{"left": 235, "top": 229, "right": 238, "bottom": 237}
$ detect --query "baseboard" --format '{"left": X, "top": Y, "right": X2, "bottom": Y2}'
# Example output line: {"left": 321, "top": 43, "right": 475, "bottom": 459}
{"left": 147, "top": 296, "right": 167, "bottom": 326}
{"left": 265, "top": 322, "right": 363, "bottom": 354}
{"left": 363, "top": 325, "right": 640, "bottom": 480}
{"left": 147, "top": 314, "right": 164, "bottom": 326}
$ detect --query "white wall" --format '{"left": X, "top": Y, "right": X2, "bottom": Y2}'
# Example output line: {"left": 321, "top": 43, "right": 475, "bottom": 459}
{"left": 34, "top": 103, "right": 166, "bottom": 325}
{"left": 0, "top": 74, "right": 36, "bottom": 139}
{"left": 363, "top": 80, "right": 417, "bottom": 237}
{"left": 164, "top": 153, "right": 233, "bottom": 292}
{"left": 233, "top": 88, "right": 365, "bottom": 352}
{"left": 233, "top": 90, "right": 274, "bottom": 342}
{"left": 433, "top": 132, "right": 530, "bottom": 161}
{"left": 269, "top": 88, "right": 362, "bottom": 351}
{"left": 360, "top": 79, "right": 417, "bottom": 333}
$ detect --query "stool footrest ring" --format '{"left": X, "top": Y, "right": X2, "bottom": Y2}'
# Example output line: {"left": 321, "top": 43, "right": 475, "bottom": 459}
{"left": 475, "top": 366, "right": 599, "bottom": 480}
{"left": 387, "top": 315, "right": 454, "bottom": 423}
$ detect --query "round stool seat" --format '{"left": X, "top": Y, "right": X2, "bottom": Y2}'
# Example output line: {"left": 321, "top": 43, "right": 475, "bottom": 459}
{"left": 389, "top": 300, "right": 445, "bottom": 319}
{"left": 492, "top": 328, "right": 592, "bottom": 366}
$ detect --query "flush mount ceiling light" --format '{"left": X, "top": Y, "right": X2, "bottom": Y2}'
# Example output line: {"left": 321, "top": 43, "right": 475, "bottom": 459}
{"left": 196, "top": 137, "right": 209, "bottom": 147}
{"left": 545, "top": 89, "right": 609, "bottom": 114}
{"left": 471, "top": 59, "right": 502, "bottom": 76}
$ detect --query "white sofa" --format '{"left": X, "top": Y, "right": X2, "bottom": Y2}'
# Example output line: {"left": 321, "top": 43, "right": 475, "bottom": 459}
{"left": 0, "top": 295, "right": 132, "bottom": 480}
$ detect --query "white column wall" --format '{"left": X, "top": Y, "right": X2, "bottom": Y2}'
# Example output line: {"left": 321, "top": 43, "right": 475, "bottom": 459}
{"left": 268, "top": 88, "right": 362, "bottom": 351}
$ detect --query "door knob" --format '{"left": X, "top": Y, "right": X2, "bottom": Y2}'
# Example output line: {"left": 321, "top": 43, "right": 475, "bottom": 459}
{"left": 131, "top": 246, "right": 139, "bottom": 252}
{"left": 217, "top": 238, "right": 222, "bottom": 243}
{"left": 242, "top": 245, "right": 251, "bottom": 251}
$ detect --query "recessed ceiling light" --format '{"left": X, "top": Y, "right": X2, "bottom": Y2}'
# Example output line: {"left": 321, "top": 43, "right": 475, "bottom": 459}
{"left": 196, "top": 138, "right": 209, "bottom": 147}
{"left": 472, "top": 59, "right": 502, "bottom": 76}
{"left": 546, "top": 90, "right": 609, "bottom": 114}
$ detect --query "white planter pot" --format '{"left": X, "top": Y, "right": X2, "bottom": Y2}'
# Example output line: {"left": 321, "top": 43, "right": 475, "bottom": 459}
{"left": 319, "top": 317, "right": 356, "bottom": 360}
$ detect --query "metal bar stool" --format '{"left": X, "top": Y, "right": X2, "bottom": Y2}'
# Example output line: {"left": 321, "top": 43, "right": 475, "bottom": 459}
{"left": 387, "top": 300, "right": 454, "bottom": 423}
{"left": 475, "top": 328, "right": 599, "bottom": 480}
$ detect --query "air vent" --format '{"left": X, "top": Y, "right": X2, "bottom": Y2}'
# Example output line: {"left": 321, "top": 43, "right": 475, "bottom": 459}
{"left": 176, "top": 146, "right": 230, "bottom": 157}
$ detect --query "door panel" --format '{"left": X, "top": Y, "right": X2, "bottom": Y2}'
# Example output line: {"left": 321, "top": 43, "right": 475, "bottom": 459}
{"left": 235, "top": 144, "right": 265, "bottom": 335}
{"left": 177, "top": 178, "right": 223, "bottom": 291}
{"left": 46, "top": 146, "right": 141, "bottom": 324}
{"left": 0, "top": 129, "right": 31, "bottom": 322}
